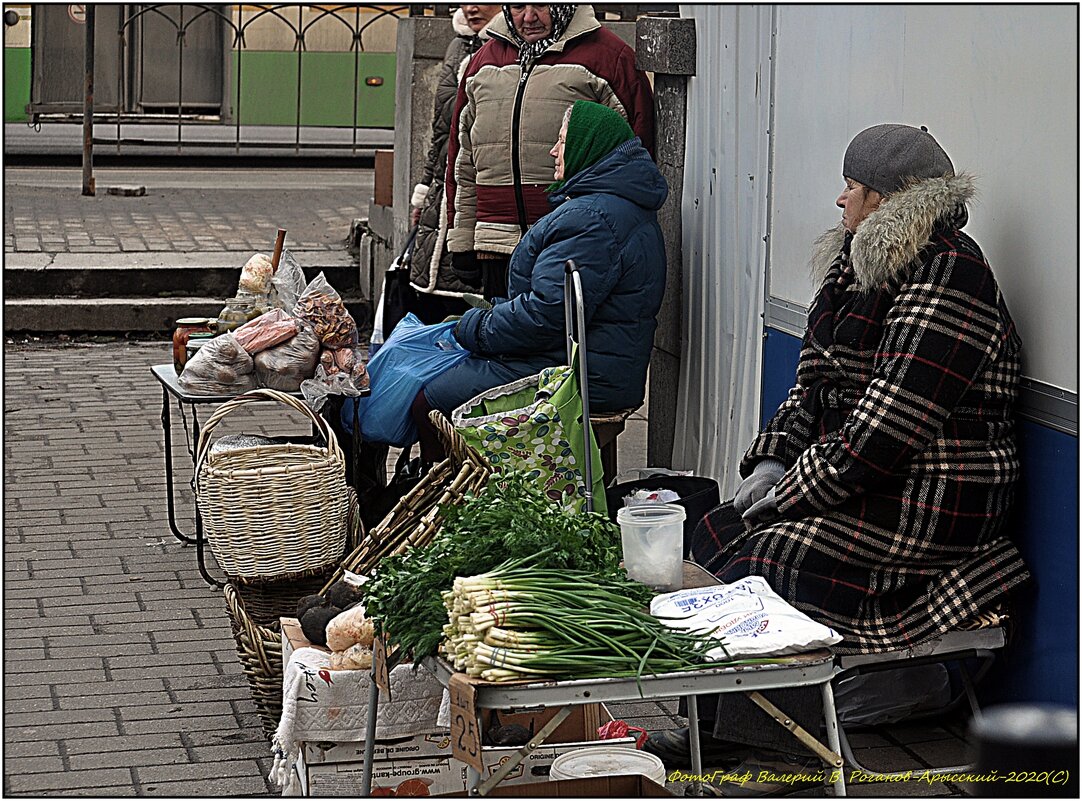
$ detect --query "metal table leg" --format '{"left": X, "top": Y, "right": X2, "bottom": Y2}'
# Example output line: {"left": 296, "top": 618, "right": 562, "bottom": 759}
{"left": 189, "top": 405, "right": 223, "bottom": 590}
{"left": 360, "top": 672, "right": 381, "bottom": 796}
{"left": 820, "top": 681, "right": 847, "bottom": 797}
{"left": 161, "top": 387, "right": 196, "bottom": 545}
{"left": 687, "top": 694, "right": 703, "bottom": 795}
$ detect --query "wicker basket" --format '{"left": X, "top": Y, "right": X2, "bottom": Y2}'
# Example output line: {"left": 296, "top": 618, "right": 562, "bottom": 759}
{"left": 195, "top": 388, "right": 349, "bottom": 580}
{"left": 320, "top": 411, "right": 492, "bottom": 590}
{"left": 224, "top": 581, "right": 284, "bottom": 738}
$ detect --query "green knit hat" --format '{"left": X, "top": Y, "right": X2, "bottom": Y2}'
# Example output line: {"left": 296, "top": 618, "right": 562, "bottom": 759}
{"left": 550, "top": 100, "right": 635, "bottom": 191}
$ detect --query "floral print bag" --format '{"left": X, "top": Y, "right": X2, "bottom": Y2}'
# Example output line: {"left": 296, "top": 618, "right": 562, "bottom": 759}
{"left": 451, "top": 359, "right": 606, "bottom": 515}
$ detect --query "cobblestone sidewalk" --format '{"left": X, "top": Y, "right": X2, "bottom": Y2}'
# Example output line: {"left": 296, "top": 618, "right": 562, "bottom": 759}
{"left": 3, "top": 340, "right": 312, "bottom": 796}
{"left": 4, "top": 183, "right": 365, "bottom": 255}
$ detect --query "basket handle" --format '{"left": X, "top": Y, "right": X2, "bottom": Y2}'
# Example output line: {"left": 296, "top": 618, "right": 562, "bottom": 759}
{"left": 195, "top": 388, "right": 343, "bottom": 476}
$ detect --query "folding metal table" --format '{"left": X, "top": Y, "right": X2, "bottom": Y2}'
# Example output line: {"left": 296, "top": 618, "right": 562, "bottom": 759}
{"left": 352, "top": 650, "right": 844, "bottom": 797}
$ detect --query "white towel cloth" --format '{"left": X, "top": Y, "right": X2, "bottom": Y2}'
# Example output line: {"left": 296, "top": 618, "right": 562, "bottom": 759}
{"left": 270, "top": 647, "right": 446, "bottom": 793}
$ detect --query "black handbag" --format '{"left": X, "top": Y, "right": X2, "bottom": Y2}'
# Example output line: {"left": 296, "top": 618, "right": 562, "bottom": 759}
{"left": 381, "top": 226, "right": 420, "bottom": 341}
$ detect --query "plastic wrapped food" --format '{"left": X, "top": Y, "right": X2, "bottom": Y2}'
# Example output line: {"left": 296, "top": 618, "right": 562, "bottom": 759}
{"left": 254, "top": 322, "right": 321, "bottom": 392}
{"left": 233, "top": 308, "right": 299, "bottom": 355}
{"left": 271, "top": 249, "right": 307, "bottom": 311}
{"left": 209, "top": 434, "right": 276, "bottom": 455}
{"left": 329, "top": 643, "right": 373, "bottom": 671}
{"left": 177, "top": 333, "right": 257, "bottom": 395}
{"left": 239, "top": 252, "right": 274, "bottom": 295}
{"left": 325, "top": 604, "right": 375, "bottom": 652}
{"left": 301, "top": 345, "right": 370, "bottom": 411}
{"left": 292, "top": 272, "right": 357, "bottom": 349}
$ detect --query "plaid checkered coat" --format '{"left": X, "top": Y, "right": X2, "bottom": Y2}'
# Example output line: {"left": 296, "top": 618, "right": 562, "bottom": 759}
{"left": 693, "top": 174, "right": 1030, "bottom": 654}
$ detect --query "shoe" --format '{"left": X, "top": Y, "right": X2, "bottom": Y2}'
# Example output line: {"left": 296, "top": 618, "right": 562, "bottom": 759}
{"left": 642, "top": 726, "right": 751, "bottom": 770}
{"left": 715, "top": 750, "right": 826, "bottom": 797}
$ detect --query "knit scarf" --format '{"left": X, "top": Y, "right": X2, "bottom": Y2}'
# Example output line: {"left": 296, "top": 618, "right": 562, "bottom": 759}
{"left": 501, "top": 4, "right": 577, "bottom": 68}
{"left": 550, "top": 100, "right": 635, "bottom": 191}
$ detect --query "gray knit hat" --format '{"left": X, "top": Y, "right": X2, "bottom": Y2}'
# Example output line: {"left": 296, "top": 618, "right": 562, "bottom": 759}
{"left": 843, "top": 124, "right": 954, "bottom": 195}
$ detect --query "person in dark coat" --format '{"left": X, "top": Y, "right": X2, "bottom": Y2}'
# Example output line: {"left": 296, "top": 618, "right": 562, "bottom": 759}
{"left": 407, "top": 5, "right": 500, "bottom": 323}
{"left": 409, "top": 100, "right": 667, "bottom": 465}
{"left": 644, "top": 124, "right": 1030, "bottom": 795}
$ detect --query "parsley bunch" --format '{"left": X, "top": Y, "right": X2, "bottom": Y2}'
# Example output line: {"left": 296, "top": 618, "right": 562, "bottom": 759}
{"left": 362, "top": 471, "right": 623, "bottom": 660}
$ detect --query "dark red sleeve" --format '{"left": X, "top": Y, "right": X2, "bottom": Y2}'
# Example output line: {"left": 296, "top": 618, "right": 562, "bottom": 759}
{"left": 610, "top": 43, "right": 655, "bottom": 157}
{"left": 443, "top": 59, "right": 474, "bottom": 231}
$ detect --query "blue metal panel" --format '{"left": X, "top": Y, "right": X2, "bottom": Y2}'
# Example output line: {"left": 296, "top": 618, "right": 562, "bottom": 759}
{"left": 763, "top": 325, "right": 1079, "bottom": 706}
{"left": 984, "top": 420, "right": 1079, "bottom": 706}
{"left": 760, "top": 328, "right": 801, "bottom": 431}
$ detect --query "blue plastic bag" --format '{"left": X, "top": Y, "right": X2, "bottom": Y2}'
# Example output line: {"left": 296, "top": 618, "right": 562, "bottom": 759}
{"left": 341, "top": 313, "right": 468, "bottom": 446}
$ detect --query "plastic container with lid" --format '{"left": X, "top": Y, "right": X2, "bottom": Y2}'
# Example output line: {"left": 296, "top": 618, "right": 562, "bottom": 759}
{"left": 549, "top": 746, "right": 667, "bottom": 786}
{"left": 616, "top": 503, "right": 686, "bottom": 592}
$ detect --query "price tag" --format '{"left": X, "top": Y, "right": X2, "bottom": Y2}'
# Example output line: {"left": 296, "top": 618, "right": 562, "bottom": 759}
{"left": 449, "top": 673, "right": 483, "bottom": 773}
{"left": 372, "top": 635, "right": 391, "bottom": 701}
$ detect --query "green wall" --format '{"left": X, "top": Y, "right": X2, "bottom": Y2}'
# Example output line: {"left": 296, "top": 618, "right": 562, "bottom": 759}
{"left": 5, "top": 47, "right": 31, "bottom": 122}
{"left": 230, "top": 51, "right": 395, "bottom": 127}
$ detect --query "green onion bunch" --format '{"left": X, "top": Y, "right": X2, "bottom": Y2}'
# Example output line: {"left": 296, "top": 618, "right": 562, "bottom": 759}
{"left": 440, "top": 559, "right": 733, "bottom": 687}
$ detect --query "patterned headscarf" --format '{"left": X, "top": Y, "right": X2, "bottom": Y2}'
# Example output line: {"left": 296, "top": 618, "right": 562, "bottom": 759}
{"left": 501, "top": 5, "right": 577, "bottom": 68}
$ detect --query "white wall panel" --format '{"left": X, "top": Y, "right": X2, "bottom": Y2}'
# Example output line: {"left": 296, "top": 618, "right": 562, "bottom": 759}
{"left": 767, "top": 4, "right": 1077, "bottom": 391}
{"left": 672, "top": 5, "right": 773, "bottom": 494}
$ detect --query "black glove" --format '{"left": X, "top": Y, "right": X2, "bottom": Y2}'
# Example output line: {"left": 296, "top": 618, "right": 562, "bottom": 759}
{"left": 451, "top": 250, "right": 482, "bottom": 287}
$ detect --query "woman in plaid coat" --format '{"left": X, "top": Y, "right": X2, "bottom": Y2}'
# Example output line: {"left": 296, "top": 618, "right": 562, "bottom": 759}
{"left": 649, "top": 125, "right": 1031, "bottom": 788}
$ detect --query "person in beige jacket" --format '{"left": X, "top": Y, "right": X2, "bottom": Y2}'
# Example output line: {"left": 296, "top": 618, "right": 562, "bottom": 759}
{"left": 444, "top": 4, "right": 655, "bottom": 299}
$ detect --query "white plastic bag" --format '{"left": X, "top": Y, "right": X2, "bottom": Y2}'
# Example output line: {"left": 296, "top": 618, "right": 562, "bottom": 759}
{"left": 272, "top": 249, "right": 308, "bottom": 312}
{"left": 254, "top": 322, "right": 321, "bottom": 391}
{"left": 177, "top": 333, "right": 257, "bottom": 395}
{"left": 239, "top": 252, "right": 274, "bottom": 295}
{"left": 650, "top": 576, "right": 843, "bottom": 659}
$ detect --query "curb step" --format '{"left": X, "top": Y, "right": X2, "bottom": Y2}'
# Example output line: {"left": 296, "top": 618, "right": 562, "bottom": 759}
{"left": 4, "top": 296, "right": 372, "bottom": 335}
{"left": 3, "top": 249, "right": 371, "bottom": 334}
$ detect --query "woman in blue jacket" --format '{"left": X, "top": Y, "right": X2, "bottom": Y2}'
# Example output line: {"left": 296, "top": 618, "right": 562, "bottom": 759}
{"left": 409, "top": 100, "right": 668, "bottom": 465}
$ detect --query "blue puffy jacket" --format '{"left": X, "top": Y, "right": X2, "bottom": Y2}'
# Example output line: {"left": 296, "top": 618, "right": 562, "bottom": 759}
{"left": 452, "top": 137, "right": 667, "bottom": 412}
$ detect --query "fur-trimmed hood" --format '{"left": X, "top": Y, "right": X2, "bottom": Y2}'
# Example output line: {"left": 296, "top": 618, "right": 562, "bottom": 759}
{"left": 452, "top": 9, "right": 472, "bottom": 36}
{"left": 811, "top": 173, "right": 976, "bottom": 292}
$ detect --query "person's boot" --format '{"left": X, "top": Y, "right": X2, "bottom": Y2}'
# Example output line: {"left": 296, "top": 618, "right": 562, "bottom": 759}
{"left": 715, "top": 750, "right": 826, "bottom": 797}
{"left": 642, "top": 726, "right": 751, "bottom": 770}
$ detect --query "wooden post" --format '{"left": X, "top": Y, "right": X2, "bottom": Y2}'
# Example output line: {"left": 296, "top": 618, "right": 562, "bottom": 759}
{"left": 82, "top": 5, "right": 96, "bottom": 196}
{"left": 271, "top": 229, "right": 287, "bottom": 271}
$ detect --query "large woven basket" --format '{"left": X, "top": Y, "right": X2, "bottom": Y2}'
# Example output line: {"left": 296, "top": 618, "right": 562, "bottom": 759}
{"left": 224, "top": 582, "right": 284, "bottom": 738}
{"left": 230, "top": 487, "right": 363, "bottom": 626}
{"left": 195, "top": 388, "right": 349, "bottom": 580}
{"left": 226, "top": 413, "right": 489, "bottom": 739}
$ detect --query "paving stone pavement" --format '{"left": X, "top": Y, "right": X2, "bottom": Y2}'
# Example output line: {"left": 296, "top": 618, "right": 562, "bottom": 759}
{"left": 3, "top": 177, "right": 369, "bottom": 255}
{"left": 4, "top": 340, "right": 310, "bottom": 797}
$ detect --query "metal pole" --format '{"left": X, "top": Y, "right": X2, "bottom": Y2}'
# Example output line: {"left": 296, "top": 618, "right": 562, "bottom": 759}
{"left": 564, "top": 260, "right": 595, "bottom": 512}
{"left": 82, "top": 5, "right": 96, "bottom": 196}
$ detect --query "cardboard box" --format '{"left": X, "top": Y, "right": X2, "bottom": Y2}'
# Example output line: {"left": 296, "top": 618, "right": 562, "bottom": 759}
{"left": 279, "top": 619, "right": 643, "bottom": 796}
{"left": 281, "top": 617, "right": 329, "bottom": 665}
{"left": 294, "top": 704, "right": 636, "bottom": 796}
{"left": 374, "top": 149, "right": 394, "bottom": 207}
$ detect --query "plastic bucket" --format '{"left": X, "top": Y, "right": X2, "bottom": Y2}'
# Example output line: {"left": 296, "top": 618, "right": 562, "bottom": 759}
{"left": 549, "top": 746, "right": 668, "bottom": 786}
{"left": 616, "top": 503, "right": 686, "bottom": 592}
{"left": 606, "top": 475, "right": 720, "bottom": 558}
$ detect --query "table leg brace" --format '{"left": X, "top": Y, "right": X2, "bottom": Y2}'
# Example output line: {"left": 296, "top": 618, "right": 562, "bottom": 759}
{"left": 747, "top": 690, "right": 843, "bottom": 769}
